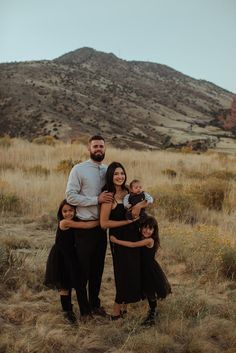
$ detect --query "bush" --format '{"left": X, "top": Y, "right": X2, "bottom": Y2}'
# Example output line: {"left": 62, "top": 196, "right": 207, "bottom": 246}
{"left": 37, "top": 211, "right": 57, "bottom": 230}
{"left": 0, "top": 192, "right": 22, "bottom": 213}
{"left": 0, "top": 246, "right": 9, "bottom": 274}
{"left": 221, "top": 247, "right": 236, "bottom": 279}
{"left": 0, "top": 135, "right": 13, "bottom": 148}
{"left": 158, "top": 192, "right": 199, "bottom": 224}
{"left": 2, "top": 237, "right": 31, "bottom": 250}
{"left": 208, "top": 170, "right": 236, "bottom": 181}
{"left": 161, "top": 169, "right": 177, "bottom": 178}
{"left": 189, "top": 180, "right": 227, "bottom": 211}
{"left": 55, "top": 159, "right": 77, "bottom": 174}
{"left": 32, "top": 135, "right": 56, "bottom": 146}
{"left": 184, "top": 170, "right": 205, "bottom": 179}
{"left": 26, "top": 165, "right": 50, "bottom": 176}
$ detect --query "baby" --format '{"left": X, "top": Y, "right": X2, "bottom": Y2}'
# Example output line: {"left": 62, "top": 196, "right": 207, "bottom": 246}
{"left": 123, "top": 179, "right": 153, "bottom": 222}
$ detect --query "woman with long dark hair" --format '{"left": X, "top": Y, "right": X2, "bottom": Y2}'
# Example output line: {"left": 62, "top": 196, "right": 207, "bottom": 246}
{"left": 100, "top": 162, "right": 142, "bottom": 319}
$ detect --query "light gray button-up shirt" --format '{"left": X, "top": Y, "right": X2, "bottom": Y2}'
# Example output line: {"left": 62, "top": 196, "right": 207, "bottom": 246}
{"left": 65, "top": 159, "right": 107, "bottom": 220}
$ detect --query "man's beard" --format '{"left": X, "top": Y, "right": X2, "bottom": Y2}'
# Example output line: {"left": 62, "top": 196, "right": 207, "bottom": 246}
{"left": 90, "top": 152, "right": 105, "bottom": 162}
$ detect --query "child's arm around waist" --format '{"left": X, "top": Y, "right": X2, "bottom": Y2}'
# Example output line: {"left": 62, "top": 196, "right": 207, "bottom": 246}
{"left": 60, "top": 219, "right": 99, "bottom": 230}
{"left": 110, "top": 235, "right": 154, "bottom": 248}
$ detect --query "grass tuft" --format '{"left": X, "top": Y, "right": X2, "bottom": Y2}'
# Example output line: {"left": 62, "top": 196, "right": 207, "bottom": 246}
{"left": 32, "top": 135, "right": 57, "bottom": 146}
{"left": 0, "top": 192, "right": 23, "bottom": 213}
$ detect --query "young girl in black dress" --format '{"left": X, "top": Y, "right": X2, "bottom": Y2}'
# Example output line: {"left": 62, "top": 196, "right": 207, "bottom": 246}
{"left": 44, "top": 199, "right": 99, "bottom": 324}
{"left": 110, "top": 216, "right": 171, "bottom": 326}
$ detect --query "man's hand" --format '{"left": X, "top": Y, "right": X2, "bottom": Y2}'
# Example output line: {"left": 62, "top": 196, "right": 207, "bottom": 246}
{"left": 98, "top": 191, "right": 114, "bottom": 204}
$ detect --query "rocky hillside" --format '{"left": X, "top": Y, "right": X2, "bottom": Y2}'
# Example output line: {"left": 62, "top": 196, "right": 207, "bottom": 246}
{"left": 0, "top": 47, "right": 235, "bottom": 150}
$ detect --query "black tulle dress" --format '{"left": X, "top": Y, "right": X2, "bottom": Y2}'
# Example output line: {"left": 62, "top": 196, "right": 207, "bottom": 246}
{"left": 141, "top": 245, "right": 172, "bottom": 299}
{"left": 109, "top": 203, "right": 142, "bottom": 304}
{"left": 44, "top": 226, "right": 80, "bottom": 290}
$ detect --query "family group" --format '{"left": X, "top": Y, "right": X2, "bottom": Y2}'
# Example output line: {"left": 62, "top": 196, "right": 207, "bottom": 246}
{"left": 44, "top": 135, "right": 171, "bottom": 326}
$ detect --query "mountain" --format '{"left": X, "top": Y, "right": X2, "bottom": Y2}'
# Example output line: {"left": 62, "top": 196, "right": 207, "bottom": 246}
{"left": 0, "top": 47, "right": 235, "bottom": 150}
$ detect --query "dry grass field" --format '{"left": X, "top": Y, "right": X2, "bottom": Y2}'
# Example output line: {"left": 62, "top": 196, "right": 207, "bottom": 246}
{"left": 1, "top": 136, "right": 236, "bottom": 353}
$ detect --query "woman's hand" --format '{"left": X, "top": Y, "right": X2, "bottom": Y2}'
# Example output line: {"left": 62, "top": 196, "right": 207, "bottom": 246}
{"left": 110, "top": 235, "right": 117, "bottom": 243}
{"left": 127, "top": 216, "right": 140, "bottom": 224}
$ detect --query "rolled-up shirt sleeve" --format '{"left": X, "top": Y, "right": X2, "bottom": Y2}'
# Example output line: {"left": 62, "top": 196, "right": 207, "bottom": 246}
{"left": 144, "top": 192, "right": 153, "bottom": 204}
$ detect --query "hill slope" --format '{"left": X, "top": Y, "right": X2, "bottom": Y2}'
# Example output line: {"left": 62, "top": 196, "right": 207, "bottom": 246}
{"left": 0, "top": 47, "right": 235, "bottom": 150}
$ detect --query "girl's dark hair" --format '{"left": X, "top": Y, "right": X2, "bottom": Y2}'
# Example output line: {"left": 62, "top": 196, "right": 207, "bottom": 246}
{"left": 102, "top": 161, "right": 128, "bottom": 194}
{"left": 57, "top": 199, "right": 76, "bottom": 221}
{"left": 140, "top": 216, "right": 160, "bottom": 252}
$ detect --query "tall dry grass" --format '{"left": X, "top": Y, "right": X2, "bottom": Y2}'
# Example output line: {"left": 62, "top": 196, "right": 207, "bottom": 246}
{"left": 1, "top": 137, "right": 236, "bottom": 353}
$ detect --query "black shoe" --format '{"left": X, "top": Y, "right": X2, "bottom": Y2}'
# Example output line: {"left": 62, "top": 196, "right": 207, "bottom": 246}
{"left": 91, "top": 306, "right": 108, "bottom": 317}
{"left": 121, "top": 310, "right": 127, "bottom": 317}
{"left": 141, "top": 310, "right": 157, "bottom": 326}
{"left": 63, "top": 310, "right": 77, "bottom": 325}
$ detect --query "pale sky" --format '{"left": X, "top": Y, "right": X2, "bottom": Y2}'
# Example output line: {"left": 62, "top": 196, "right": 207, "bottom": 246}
{"left": 1, "top": 0, "right": 236, "bottom": 93}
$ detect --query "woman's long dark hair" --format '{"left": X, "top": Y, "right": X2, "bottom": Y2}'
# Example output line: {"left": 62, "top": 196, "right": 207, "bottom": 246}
{"left": 140, "top": 216, "right": 160, "bottom": 252}
{"left": 102, "top": 161, "right": 128, "bottom": 194}
{"left": 57, "top": 199, "right": 76, "bottom": 221}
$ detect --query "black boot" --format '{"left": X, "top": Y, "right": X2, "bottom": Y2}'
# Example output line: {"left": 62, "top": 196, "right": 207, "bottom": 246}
{"left": 141, "top": 308, "right": 157, "bottom": 326}
{"left": 141, "top": 298, "right": 158, "bottom": 326}
{"left": 63, "top": 305, "right": 77, "bottom": 325}
{"left": 60, "top": 294, "right": 77, "bottom": 325}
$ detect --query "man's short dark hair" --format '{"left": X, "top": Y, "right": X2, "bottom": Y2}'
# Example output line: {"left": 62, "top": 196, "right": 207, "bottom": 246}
{"left": 89, "top": 135, "right": 105, "bottom": 143}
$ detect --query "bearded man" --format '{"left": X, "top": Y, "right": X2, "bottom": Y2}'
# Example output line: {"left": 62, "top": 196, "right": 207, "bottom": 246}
{"left": 66, "top": 135, "right": 113, "bottom": 319}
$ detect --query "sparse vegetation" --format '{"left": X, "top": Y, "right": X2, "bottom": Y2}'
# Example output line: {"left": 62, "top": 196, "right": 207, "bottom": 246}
{"left": 161, "top": 168, "right": 177, "bottom": 178}
{"left": 0, "top": 135, "right": 13, "bottom": 148}
{"left": 55, "top": 159, "right": 77, "bottom": 174}
{"left": 32, "top": 135, "right": 57, "bottom": 146}
{"left": 25, "top": 165, "right": 50, "bottom": 176}
{"left": 0, "top": 138, "right": 236, "bottom": 353}
{"left": 0, "top": 50, "right": 235, "bottom": 151}
{"left": 0, "top": 191, "right": 22, "bottom": 213}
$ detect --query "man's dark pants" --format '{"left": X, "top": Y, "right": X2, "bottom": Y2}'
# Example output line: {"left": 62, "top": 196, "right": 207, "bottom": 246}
{"left": 74, "top": 226, "right": 107, "bottom": 315}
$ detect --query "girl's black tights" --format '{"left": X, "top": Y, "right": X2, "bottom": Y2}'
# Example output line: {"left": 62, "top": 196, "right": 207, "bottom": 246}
{"left": 60, "top": 289, "right": 72, "bottom": 311}
{"left": 148, "top": 297, "right": 157, "bottom": 312}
